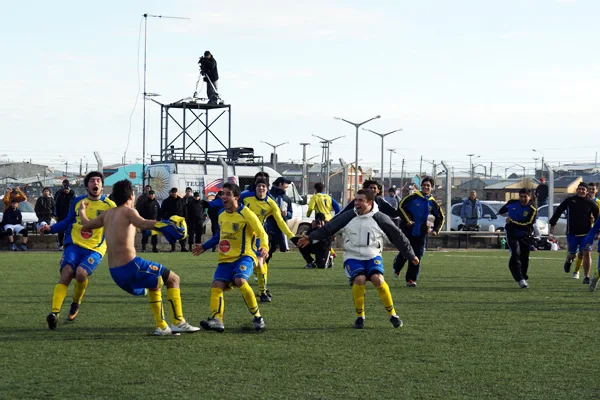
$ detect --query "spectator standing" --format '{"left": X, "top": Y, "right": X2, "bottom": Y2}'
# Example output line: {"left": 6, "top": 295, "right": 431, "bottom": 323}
{"left": 460, "top": 191, "right": 482, "bottom": 230}
{"left": 535, "top": 178, "right": 549, "bottom": 208}
{"left": 1, "top": 199, "right": 28, "bottom": 251}
{"left": 186, "top": 192, "right": 205, "bottom": 249}
{"left": 35, "top": 187, "right": 55, "bottom": 227}
{"left": 206, "top": 191, "right": 223, "bottom": 252}
{"left": 161, "top": 188, "right": 188, "bottom": 252}
{"left": 138, "top": 190, "right": 160, "bottom": 253}
{"left": 54, "top": 186, "right": 75, "bottom": 250}
{"left": 135, "top": 184, "right": 152, "bottom": 209}
{"left": 183, "top": 187, "right": 194, "bottom": 205}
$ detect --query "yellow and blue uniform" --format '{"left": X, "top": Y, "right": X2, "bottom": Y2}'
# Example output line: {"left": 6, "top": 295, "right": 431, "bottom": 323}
{"left": 50, "top": 194, "right": 116, "bottom": 274}
{"left": 307, "top": 193, "right": 340, "bottom": 221}
{"left": 110, "top": 257, "right": 169, "bottom": 296}
{"left": 202, "top": 204, "right": 269, "bottom": 283}
{"left": 243, "top": 195, "right": 295, "bottom": 240}
{"left": 550, "top": 195, "right": 598, "bottom": 255}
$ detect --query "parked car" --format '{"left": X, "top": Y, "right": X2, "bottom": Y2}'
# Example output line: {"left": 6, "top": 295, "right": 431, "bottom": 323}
{"left": 536, "top": 204, "right": 567, "bottom": 236}
{"left": 450, "top": 200, "right": 549, "bottom": 235}
{"left": 0, "top": 202, "right": 56, "bottom": 232}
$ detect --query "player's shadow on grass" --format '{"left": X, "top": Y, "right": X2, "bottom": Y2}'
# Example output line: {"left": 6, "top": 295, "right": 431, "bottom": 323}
{"left": 0, "top": 326, "right": 149, "bottom": 342}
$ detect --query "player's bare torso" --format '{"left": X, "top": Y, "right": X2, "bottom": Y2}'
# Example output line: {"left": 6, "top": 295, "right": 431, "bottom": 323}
{"left": 103, "top": 207, "right": 138, "bottom": 268}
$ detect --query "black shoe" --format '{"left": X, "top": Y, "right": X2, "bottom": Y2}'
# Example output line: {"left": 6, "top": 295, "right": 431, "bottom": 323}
{"left": 253, "top": 316, "right": 266, "bottom": 332}
{"left": 266, "top": 289, "right": 272, "bottom": 299}
{"left": 200, "top": 318, "right": 225, "bottom": 333}
{"left": 390, "top": 315, "right": 403, "bottom": 328}
{"left": 141, "top": 246, "right": 146, "bottom": 253}
{"left": 354, "top": 317, "right": 365, "bottom": 329}
{"left": 46, "top": 312, "right": 58, "bottom": 330}
{"left": 152, "top": 247, "right": 159, "bottom": 253}
{"left": 181, "top": 248, "right": 189, "bottom": 253}
{"left": 67, "top": 303, "right": 80, "bottom": 322}
{"left": 304, "top": 262, "right": 316, "bottom": 269}
{"left": 564, "top": 260, "right": 572, "bottom": 273}
{"left": 584, "top": 276, "right": 591, "bottom": 284}
{"left": 260, "top": 293, "right": 271, "bottom": 303}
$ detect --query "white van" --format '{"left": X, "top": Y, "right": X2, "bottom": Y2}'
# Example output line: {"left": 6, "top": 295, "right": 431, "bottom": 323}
{"left": 146, "top": 162, "right": 311, "bottom": 235}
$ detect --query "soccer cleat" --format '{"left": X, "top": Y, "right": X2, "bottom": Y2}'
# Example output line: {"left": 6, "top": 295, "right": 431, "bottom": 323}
{"left": 353, "top": 317, "right": 365, "bottom": 329}
{"left": 563, "top": 260, "right": 572, "bottom": 273}
{"left": 304, "top": 262, "right": 316, "bottom": 269}
{"left": 390, "top": 315, "right": 403, "bottom": 328}
{"left": 153, "top": 325, "right": 180, "bottom": 336}
{"left": 46, "top": 312, "right": 58, "bottom": 330}
{"left": 518, "top": 279, "right": 529, "bottom": 289}
{"left": 406, "top": 280, "right": 417, "bottom": 288}
{"left": 253, "top": 316, "right": 266, "bottom": 332}
{"left": 200, "top": 318, "right": 225, "bottom": 333}
{"left": 20, "top": 244, "right": 27, "bottom": 251}
{"left": 170, "top": 321, "right": 201, "bottom": 333}
{"left": 10, "top": 244, "right": 17, "bottom": 251}
{"left": 572, "top": 272, "right": 580, "bottom": 279}
{"left": 66, "top": 302, "right": 80, "bottom": 322}
{"left": 260, "top": 293, "right": 271, "bottom": 303}
{"left": 58, "top": 244, "right": 64, "bottom": 251}
{"left": 266, "top": 289, "right": 272, "bottom": 299}
{"left": 583, "top": 276, "right": 590, "bottom": 285}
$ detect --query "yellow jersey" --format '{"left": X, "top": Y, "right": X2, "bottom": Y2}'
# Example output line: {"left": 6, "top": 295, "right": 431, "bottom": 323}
{"left": 202, "top": 204, "right": 269, "bottom": 265}
{"left": 242, "top": 195, "right": 295, "bottom": 239}
{"left": 307, "top": 193, "right": 338, "bottom": 221}
{"left": 50, "top": 194, "right": 116, "bottom": 255}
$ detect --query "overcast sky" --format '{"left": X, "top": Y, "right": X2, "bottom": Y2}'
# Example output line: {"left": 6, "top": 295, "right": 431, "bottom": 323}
{"left": 1, "top": 0, "right": 598, "bottom": 177}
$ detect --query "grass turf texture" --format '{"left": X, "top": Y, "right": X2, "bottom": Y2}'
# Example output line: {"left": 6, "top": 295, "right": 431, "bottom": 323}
{"left": 1, "top": 250, "right": 599, "bottom": 399}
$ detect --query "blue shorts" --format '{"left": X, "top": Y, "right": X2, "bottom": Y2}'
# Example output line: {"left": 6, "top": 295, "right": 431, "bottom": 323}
{"left": 109, "top": 257, "right": 167, "bottom": 296}
{"left": 567, "top": 235, "right": 587, "bottom": 255}
{"left": 344, "top": 256, "right": 384, "bottom": 280}
{"left": 214, "top": 256, "right": 255, "bottom": 283}
{"left": 60, "top": 245, "right": 103, "bottom": 276}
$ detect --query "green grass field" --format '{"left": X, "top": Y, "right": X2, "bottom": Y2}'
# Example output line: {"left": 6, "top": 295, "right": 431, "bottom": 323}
{"left": 1, "top": 249, "right": 599, "bottom": 399}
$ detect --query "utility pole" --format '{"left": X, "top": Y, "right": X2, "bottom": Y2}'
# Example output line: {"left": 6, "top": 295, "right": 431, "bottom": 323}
{"left": 364, "top": 128, "right": 402, "bottom": 189}
{"left": 532, "top": 149, "right": 544, "bottom": 179}
{"left": 387, "top": 149, "right": 396, "bottom": 188}
{"left": 299, "top": 143, "right": 310, "bottom": 196}
{"left": 334, "top": 115, "right": 381, "bottom": 194}
{"left": 401, "top": 158, "right": 405, "bottom": 195}
{"left": 65, "top": 160, "right": 68, "bottom": 175}
{"left": 312, "top": 134, "right": 344, "bottom": 193}
{"left": 79, "top": 158, "right": 83, "bottom": 176}
{"left": 261, "top": 141, "right": 288, "bottom": 171}
{"left": 419, "top": 156, "right": 423, "bottom": 177}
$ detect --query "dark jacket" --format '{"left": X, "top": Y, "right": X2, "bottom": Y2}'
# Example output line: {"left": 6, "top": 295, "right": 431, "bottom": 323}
{"left": 535, "top": 184, "right": 549, "bottom": 202}
{"left": 137, "top": 197, "right": 160, "bottom": 220}
{"left": 266, "top": 186, "right": 293, "bottom": 234}
{"left": 161, "top": 196, "right": 187, "bottom": 220}
{"left": 398, "top": 191, "right": 444, "bottom": 237}
{"left": 306, "top": 223, "right": 333, "bottom": 252}
{"left": 498, "top": 200, "right": 537, "bottom": 239}
{"left": 186, "top": 198, "right": 205, "bottom": 223}
{"left": 1, "top": 207, "right": 22, "bottom": 227}
{"left": 54, "top": 191, "right": 75, "bottom": 220}
{"left": 550, "top": 195, "right": 599, "bottom": 236}
{"left": 135, "top": 193, "right": 150, "bottom": 209}
{"left": 35, "top": 196, "right": 55, "bottom": 224}
{"left": 200, "top": 56, "right": 219, "bottom": 83}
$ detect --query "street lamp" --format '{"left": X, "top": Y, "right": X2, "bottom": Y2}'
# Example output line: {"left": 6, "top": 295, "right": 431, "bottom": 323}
{"left": 363, "top": 128, "right": 402, "bottom": 189}
{"left": 532, "top": 149, "right": 545, "bottom": 179}
{"left": 261, "top": 141, "right": 288, "bottom": 170}
{"left": 505, "top": 164, "right": 526, "bottom": 178}
{"left": 386, "top": 149, "right": 396, "bottom": 188}
{"left": 467, "top": 154, "right": 480, "bottom": 189}
{"left": 334, "top": 115, "right": 381, "bottom": 193}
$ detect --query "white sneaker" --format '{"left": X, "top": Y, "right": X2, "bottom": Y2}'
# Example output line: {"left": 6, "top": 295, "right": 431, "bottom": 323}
{"left": 518, "top": 279, "right": 529, "bottom": 289}
{"left": 590, "top": 275, "right": 599, "bottom": 292}
{"left": 170, "top": 321, "right": 200, "bottom": 333}
{"left": 572, "top": 272, "right": 580, "bottom": 279}
{"left": 153, "top": 325, "right": 180, "bottom": 336}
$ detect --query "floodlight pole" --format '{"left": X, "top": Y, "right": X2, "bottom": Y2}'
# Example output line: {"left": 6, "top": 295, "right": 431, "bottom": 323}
{"left": 300, "top": 143, "right": 310, "bottom": 196}
{"left": 364, "top": 128, "right": 402, "bottom": 189}
{"left": 261, "top": 141, "right": 288, "bottom": 170}
{"left": 334, "top": 115, "right": 381, "bottom": 195}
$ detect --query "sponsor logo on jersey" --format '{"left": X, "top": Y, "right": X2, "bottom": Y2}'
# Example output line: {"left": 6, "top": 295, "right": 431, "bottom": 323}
{"left": 81, "top": 228, "right": 93, "bottom": 239}
{"left": 260, "top": 209, "right": 267, "bottom": 216}
{"left": 232, "top": 223, "right": 240, "bottom": 232}
{"left": 219, "top": 240, "right": 231, "bottom": 253}
{"left": 523, "top": 211, "right": 529, "bottom": 217}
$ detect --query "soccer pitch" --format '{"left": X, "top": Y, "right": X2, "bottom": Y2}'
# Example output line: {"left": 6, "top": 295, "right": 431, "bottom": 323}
{"left": 1, "top": 250, "right": 599, "bottom": 399}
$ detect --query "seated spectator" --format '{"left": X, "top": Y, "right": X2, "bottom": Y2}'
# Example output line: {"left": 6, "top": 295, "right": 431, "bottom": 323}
{"left": 1, "top": 199, "right": 28, "bottom": 251}
{"left": 35, "top": 186, "right": 55, "bottom": 229}
{"left": 3, "top": 187, "right": 27, "bottom": 211}
{"left": 300, "top": 213, "right": 334, "bottom": 269}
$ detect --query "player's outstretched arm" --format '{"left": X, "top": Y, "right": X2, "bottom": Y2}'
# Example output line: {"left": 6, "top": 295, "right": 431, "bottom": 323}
{"left": 127, "top": 208, "right": 158, "bottom": 230}
{"left": 78, "top": 201, "right": 106, "bottom": 229}
{"left": 267, "top": 197, "right": 295, "bottom": 239}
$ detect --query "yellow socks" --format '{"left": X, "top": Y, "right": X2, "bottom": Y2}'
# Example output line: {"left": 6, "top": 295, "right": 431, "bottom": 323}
{"left": 167, "top": 288, "right": 185, "bottom": 325}
{"left": 239, "top": 282, "right": 261, "bottom": 317}
{"left": 257, "top": 262, "right": 268, "bottom": 295}
{"left": 352, "top": 284, "right": 366, "bottom": 317}
{"left": 72, "top": 279, "right": 89, "bottom": 304}
{"left": 148, "top": 290, "right": 167, "bottom": 329}
{"left": 575, "top": 255, "right": 583, "bottom": 272}
{"left": 51, "top": 283, "right": 68, "bottom": 314}
{"left": 210, "top": 288, "right": 224, "bottom": 321}
{"left": 376, "top": 281, "right": 396, "bottom": 316}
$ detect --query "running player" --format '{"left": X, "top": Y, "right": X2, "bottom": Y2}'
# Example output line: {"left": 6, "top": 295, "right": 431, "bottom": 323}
{"left": 40, "top": 172, "right": 116, "bottom": 329}
{"left": 298, "top": 189, "right": 418, "bottom": 329}
{"left": 78, "top": 179, "right": 199, "bottom": 336}
{"left": 550, "top": 182, "right": 599, "bottom": 284}
{"left": 573, "top": 182, "right": 600, "bottom": 279}
{"left": 193, "top": 182, "right": 267, "bottom": 332}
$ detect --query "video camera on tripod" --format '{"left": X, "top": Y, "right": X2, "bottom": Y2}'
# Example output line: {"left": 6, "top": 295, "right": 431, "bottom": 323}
{"left": 193, "top": 51, "right": 222, "bottom": 105}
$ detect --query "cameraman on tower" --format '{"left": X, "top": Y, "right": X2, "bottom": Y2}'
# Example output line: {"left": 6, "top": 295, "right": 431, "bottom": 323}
{"left": 199, "top": 50, "right": 219, "bottom": 105}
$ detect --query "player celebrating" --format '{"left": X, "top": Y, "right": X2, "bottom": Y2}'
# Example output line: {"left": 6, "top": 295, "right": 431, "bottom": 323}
{"left": 573, "top": 183, "right": 600, "bottom": 279}
{"left": 242, "top": 177, "right": 298, "bottom": 302}
{"left": 78, "top": 179, "right": 199, "bottom": 336}
{"left": 298, "top": 189, "right": 418, "bottom": 329}
{"left": 40, "top": 172, "right": 116, "bottom": 329}
{"left": 550, "top": 182, "right": 599, "bottom": 284}
{"left": 193, "top": 182, "right": 268, "bottom": 333}
{"left": 498, "top": 189, "right": 537, "bottom": 288}
{"left": 394, "top": 177, "right": 444, "bottom": 287}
